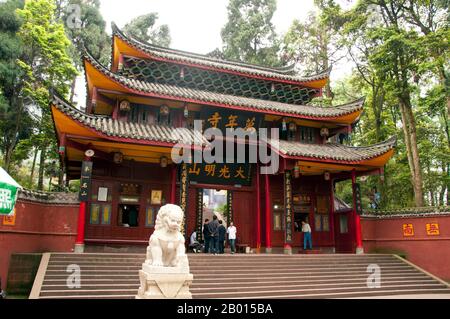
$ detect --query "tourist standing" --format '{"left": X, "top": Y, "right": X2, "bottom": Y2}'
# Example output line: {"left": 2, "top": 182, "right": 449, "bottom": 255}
{"left": 202, "top": 219, "right": 210, "bottom": 253}
{"left": 207, "top": 215, "right": 220, "bottom": 255}
{"left": 227, "top": 222, "right": 237, "bottom": 254}
{"left": 218, "top": 220, "right": 227, "bottom": 254}
{"left": 302, "top": 221, "right": 313, "bottom": 250}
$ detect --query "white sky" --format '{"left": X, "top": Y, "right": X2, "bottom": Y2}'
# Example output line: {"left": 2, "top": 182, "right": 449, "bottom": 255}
{"left": 74, "top": 0, "right": 354, "bottom": 107}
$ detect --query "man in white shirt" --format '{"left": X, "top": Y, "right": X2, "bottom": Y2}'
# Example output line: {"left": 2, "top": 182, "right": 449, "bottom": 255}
{"left": 189, "top": 231, "right": 201, "bottom": 253}
{"left": 302, "top": 221, "right": 313, "bottom": 250}
{"left": 227, "top": 222, "right": 237, "bottom": 254}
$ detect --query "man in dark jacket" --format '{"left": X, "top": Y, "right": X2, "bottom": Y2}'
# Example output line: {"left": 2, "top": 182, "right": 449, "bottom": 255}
{"left": 218, "top": 220, "right": 227, "bottom": 254}
{"left": 202, "top": 219, "right": 210, "bottom": 253}
{"left": 207, "top": 215, "right": 220, "bottom": 255}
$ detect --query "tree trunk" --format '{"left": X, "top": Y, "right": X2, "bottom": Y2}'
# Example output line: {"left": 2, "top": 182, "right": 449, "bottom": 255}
{"left": 404, "top": 102, "right": 424, "bottom": 207}
{"left": 37, "top": 148, "right": 46, "bottom": 191}
{"left": 69, "top": 77, "right": 76, "bottom": 104}
{"left": 4, "top": 95, "right": 24, "bottom": 172}
{"left": 29, "top": 147, "right": 39, "bottom": 187}
{"left": 399, "top": 98, "right": 424, "bottom": 207}
{"left": 59, "top": 161, "right": 65, "bottom": 190}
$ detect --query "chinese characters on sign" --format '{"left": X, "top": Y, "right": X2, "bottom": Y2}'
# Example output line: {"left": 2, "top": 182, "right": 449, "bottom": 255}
{"left": 202, "top": 108, "right": 262, "bottom": 133}
{"left": 179, "top": 164, "right": 189, "bottom": 235}
{"left": 426, "top": 223, "right": 440, "bottom": 236}
{"left": 0, "top": 188, "right": 14, "bottom": 213}
{"left": 196, "top": 188, "right": 203, "bottom": 242}
{"left": 3, "top": 210, "right": 16, "bottom": 226}
{"left": 227, "top": 191, "right": 233, "bottom": 227}
{"left": 403, "top": 224, "right": 414, "bottom": 237}
{"left": 79, "top": 161, "right": 93, "bottom": 202}
{"left": 188, "top": 163, "right": 252, "bottom": 186}
{"left": 284, "top": 171, "right": 293, "bottom": 244}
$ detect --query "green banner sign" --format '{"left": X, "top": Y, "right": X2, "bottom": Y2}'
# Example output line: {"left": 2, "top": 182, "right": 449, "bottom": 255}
{"left": 0, "top": 182, "right": 19, "bottom": 216}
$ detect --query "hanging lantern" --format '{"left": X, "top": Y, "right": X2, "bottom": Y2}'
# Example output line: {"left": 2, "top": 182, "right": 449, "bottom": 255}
{"left": 160, "top": 156, "right": 168, "bottom": 168}
{"left": 119, "top": 100, "right": 131, "bottom": 112}
{"left": 160, "top": 104, "right": 170, "bottom": 116}
{"left": 288, "top": 122, "right": 297, "bottom": 132}
{"left": 324, "top": 171, "right": 331, "bottom": 181}
{"left": 271, "top": 83, "right": 275, "bottom": 93}
{"left": 320, "top": 127, "right": 330, "bottom": 138}
{"left": 294, "top": 165, "right": 300, "bottom": 178}
{"left": 113, "top": 152, "right": 124, "bottom": 164}
{"left": 282, "top": 119, "right": 287, "bottom": 131}
{"left": 180, "top": 68, "right": 185, "bottom": 79}
{"left": 184, "top": 103, "right": 189, "bottom": 118}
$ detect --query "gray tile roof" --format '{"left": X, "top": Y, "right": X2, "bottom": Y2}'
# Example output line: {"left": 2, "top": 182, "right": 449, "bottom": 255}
{"left": 18, "top": 189, "right": 80, "bottom": 205}
{"left": 85, "top": 53, "right": 365, "bottom": 120}
{"left": 51, "top": 95, "right": 209, "bottom": 146}
{"left": 112, "top": 23, "right": 331, "bottom": 84}
{"left": 269, "top": 137, "right": 397, "bottom": 162}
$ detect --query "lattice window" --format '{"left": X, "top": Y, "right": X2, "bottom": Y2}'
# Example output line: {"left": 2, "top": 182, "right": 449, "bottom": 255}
{"left": 120, "top": 57, "right": 319, "bottom": 105}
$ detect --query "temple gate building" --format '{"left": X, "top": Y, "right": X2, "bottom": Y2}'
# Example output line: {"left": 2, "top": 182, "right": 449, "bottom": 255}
{"left": 51, "top": 24, "right": 396, "bottom": 254}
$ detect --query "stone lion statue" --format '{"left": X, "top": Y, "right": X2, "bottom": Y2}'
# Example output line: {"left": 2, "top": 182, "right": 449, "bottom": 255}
{"left": 145, "top": 204, "right": 188, "bottom": 269}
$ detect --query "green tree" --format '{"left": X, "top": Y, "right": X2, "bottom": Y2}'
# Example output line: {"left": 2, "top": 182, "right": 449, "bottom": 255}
{"left": 221, "top": 0, "right": 281, "bottom": 66}
{"left": 0, "top": 0, "right": 32, "bottom": 174}
{"left": 124, "top": 13, "right": 171, "bottom": 47}
{"left": 16, "top": 0, "right": 77, "bottom": 190}
{"left": 56, "top": 0, "right": 110, "bottom": 103}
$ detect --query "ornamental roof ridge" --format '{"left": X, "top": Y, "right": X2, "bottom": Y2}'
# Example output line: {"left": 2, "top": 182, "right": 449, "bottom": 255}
{"left": 83, "top": 50, "right": 364, "bottom": 121}
{"left": 111, "top": 22, "right": 331, "bottom": 84}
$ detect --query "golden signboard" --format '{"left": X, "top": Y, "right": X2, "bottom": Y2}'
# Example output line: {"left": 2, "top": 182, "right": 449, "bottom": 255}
{"left": 3, "top": 210, "right": 16, "bottom": 226}
{"left": 426, "top": 223, "right": 440, "bottom": 236}
{"left": 151, "top": 190, "right": 163, "bottom": 205}
{"left": 403, "top": 224, "right": 414, "bottom": 237}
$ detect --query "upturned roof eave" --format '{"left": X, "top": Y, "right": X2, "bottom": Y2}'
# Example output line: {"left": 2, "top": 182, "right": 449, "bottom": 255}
{"left": 110, "top": 22, "right": 331, "bottom": 88}
{"left": 83, "top": 51, "right": 365, "bottom": 124}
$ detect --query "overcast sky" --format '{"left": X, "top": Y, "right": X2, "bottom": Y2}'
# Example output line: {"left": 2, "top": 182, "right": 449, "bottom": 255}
{"left": 100, "top": 0, "right": 316, "bottom": 53}
{"left": 74, "top": 0, "right": 354, "bottom": 107}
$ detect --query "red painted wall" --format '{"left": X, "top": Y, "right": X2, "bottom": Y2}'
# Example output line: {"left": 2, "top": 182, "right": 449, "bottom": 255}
{"left": 0, "top": 199, "right": 78, "bottom": 290}
{"left": 362, "top": 215, "right": 450, "bottom": 281}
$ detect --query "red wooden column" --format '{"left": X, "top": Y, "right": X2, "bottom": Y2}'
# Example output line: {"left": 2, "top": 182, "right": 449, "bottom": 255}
{"left": 329, "top": 179, "right": 336, "bottom": 252}
{"left": 170, "top": 164, "right": 177, "bottom": 204}
{"left": 255, "top": 164, "right": 262, "bottom": 250}
{"left": 75, "top": 155, "right": 92, "bottom": 253}
{"left": 264, "top": 173, "right": 272, "bottom": 253}
{"left": 351, "top": 170, "right": 364, "bottom": 254}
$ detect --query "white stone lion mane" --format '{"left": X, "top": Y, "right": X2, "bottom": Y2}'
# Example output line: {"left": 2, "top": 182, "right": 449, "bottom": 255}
{"left": 145, "top": 204, "right": 188, "bottom": 269}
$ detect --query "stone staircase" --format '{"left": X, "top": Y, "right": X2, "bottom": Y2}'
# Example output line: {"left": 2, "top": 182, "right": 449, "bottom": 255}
{"left": 30, "top": 253, "right": 450, "bottom": 299}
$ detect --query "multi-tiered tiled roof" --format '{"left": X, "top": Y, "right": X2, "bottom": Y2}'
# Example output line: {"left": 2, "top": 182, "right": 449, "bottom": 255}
{"left": 51, "top": 24, "right": 396, "bottom": 170}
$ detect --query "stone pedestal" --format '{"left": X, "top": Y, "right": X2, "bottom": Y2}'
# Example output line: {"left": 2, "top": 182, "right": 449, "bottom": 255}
{"left": 136, "top": 264, "right": 193, "bottom": 299}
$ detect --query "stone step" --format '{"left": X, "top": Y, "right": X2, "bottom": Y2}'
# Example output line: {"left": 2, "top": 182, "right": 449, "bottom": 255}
{"left": 33, "top": 253, "right": 450, "bottom": 299}
{"left": 41, "top": 270, "right": 417, "bottom": 282}
{"left": 38, "top": 288, "right": 450, "bottom": 300}
{"left": 45, "top": 264, "right": 413, "bottom": 272}
{"left": 41, "top": 275, "right": 430, "bottom": 287}
{"left": 40, "top": 278, "right": 440, "bottom": 291}
{"left": 38, "top": 283, "right": 447, "bottom": 298}
{"left": 192, "top": 285, "right": 450, "bottom": 299}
